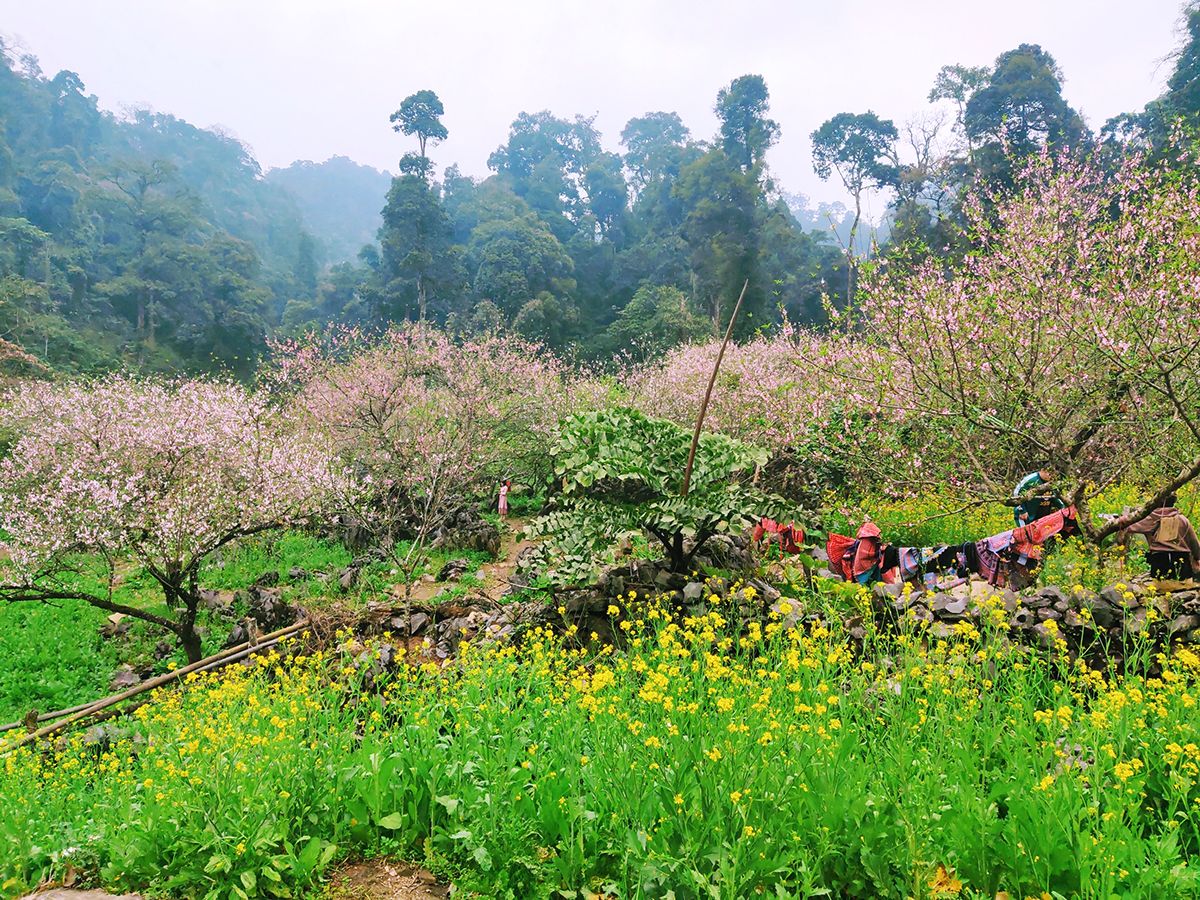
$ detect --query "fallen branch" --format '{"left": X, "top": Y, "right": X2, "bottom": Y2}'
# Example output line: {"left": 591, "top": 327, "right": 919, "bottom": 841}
{"left": 1, "top": 619, "right": 310, "bottom": 753}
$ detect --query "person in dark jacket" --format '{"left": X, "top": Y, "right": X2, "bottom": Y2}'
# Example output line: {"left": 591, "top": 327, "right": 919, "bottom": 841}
{"left": 1119, "top": 493, "right": 1200, "bottom": 579}
{"left": 1012, "top": 469, "right": 1066, "bottom": 528}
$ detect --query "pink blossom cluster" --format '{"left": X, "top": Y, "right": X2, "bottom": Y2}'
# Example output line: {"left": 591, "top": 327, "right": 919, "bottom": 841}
{"left": 0, "top": 377, "right": 349, "bottom": 585}
{"left": 276, "top": 325, "right": 601, "bottom": 530}
{"left": 622, "top": 329, "right": 900, "bottom": 488}
{"left": 852, "top": 143, "right": 1200, "bottom": 512}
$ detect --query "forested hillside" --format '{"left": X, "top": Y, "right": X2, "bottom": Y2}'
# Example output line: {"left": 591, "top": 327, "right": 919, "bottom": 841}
{"left": 0, "top": 43, "right": 319, "bottom": 375}
{"left": 265, "top": 156, "right": 393, "bottom": 265}
{"left": 3, "top": 1, "right": 1199, "bottom": 374}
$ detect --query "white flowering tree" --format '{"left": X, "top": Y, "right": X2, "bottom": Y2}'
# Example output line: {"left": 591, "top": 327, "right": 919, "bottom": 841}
{"left": 0, "top": 377, "right": 346, "bottom": 661}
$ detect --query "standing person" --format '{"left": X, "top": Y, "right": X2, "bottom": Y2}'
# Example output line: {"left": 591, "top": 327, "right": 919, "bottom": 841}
{"left": 1119, "top": 493, "right": 1200, "bottom": 580}
{"left": 498, "top": 479, "right": 511, "bottom": 519}
{"left": 1012, "top": 468, "right": 1065, "bottom": 527}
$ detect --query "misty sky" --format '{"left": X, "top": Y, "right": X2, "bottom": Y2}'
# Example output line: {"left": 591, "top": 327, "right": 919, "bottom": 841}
{"left": 0, "top": 0, "right": 1191, "bottom": 212}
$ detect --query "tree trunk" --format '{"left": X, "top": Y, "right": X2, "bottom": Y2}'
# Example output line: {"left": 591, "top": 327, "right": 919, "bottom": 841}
{"left": 847, "top": 191, "right": 862, "bottom": 303}
{"left": 172, "top": 585, "right": 204, "bottom": 664}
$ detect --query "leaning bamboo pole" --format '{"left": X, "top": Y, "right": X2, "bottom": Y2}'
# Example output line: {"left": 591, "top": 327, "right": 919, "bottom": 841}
{"left": 1, "top": 619, "right": 310, "bottom": 753}
{"left": 680, "top": 279, "right": 749, "bottom": 498}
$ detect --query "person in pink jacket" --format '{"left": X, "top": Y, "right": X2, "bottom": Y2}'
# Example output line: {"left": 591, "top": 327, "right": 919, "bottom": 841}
{"left": 498, "top": 479, "right": 511, "bottom": 519}
{"left": 1120, "top": 492, "right": 1200, "bottom": 579}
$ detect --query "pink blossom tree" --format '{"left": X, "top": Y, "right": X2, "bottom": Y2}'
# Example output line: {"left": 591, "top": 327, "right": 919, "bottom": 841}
{"left": 847, "top": 145, "right": 1200, "bottom": 539}
{"left": 0, "top": 377, "right": 346, "bottom": 661}
{"left": 273, "top": 326, "right": 599, "bottom": 595}
{"left": 624, "top": 328, "right": 899, "bottom": 500}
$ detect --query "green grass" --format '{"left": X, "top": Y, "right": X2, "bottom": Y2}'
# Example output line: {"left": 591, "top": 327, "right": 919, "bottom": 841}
{"left": 0, "top": 599, "right": 116, "bottom": 723}
{"left": 3, "top": 590, "right": 1198, "bottom": 899}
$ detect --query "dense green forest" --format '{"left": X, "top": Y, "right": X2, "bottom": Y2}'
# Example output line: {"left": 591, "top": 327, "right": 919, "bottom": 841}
{"left": 2, "top": 2, "right": 1198, "bottom": 374}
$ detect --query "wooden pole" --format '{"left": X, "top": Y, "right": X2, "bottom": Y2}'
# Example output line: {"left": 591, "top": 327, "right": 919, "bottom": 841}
{"left": 681, "top": 279, "right": 749, "bottom": 498}
{"left": 1, "top": 619, "right": 310, "bottom": 753}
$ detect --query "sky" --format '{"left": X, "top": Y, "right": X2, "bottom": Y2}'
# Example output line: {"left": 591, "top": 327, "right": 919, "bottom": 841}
{"left": 0, "top": 0, "right": 1191, "bottom": 211}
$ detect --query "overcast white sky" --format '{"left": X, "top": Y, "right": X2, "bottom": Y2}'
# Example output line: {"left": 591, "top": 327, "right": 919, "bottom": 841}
{"left": 0, "top": 0, "right": 1191, "bottom": 209}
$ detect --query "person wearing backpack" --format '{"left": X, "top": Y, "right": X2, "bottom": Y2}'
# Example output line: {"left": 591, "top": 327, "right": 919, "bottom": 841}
{"left": 1119, "top": 492, "right": 1200, "bottom": 580}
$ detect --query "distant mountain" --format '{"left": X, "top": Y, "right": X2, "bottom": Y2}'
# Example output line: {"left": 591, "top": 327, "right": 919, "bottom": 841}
{"left": 266, "top": 156, "right": 393, "bottom": 263}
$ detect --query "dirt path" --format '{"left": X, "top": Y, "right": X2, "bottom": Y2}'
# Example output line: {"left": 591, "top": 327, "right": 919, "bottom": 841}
{"left": 478, "top": 516, "right": 535, "bottom": 600}
{"left": 394, "top": 517, "right": 536, "bottom": 606}
{"left": 324, "top": 860, "right": 450, "bottom": 900}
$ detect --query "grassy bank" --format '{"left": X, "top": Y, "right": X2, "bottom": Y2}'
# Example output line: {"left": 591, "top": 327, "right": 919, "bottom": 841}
{"left": 3, "top": 586, "right": 1199, "bottom": 899}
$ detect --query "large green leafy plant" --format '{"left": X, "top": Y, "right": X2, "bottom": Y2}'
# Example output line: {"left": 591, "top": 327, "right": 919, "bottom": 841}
{"left": 529, "top": 408, "right": 797, "bottom": 584}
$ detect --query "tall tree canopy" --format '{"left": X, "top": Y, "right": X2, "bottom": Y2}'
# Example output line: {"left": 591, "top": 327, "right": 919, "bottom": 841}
{"left": 389, "top": 90, "right": 448, "bottom": 160}
{"left": 715, "top": 75, "right": 780, "bottom": 172}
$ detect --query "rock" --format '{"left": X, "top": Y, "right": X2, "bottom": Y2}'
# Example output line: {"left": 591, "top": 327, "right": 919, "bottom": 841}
{"left": 223, "top": 624, "right": 248, "bottom": 648}
{"left": 683, "top": 582, "right": 705, "bottom": 602}
{"left": 390, "top": 611, "right": 430, "bottom": 636}
{"left": 1036, "top": 607, "right": 1060, "bottom": 622}
{"left": 1030, "top": 623, "right": 1061, "bottom": 650}
{"left": 907, "top": 604, "right": 933, "bottom": 624}
{"left": 1125, "top": 608, "right": 1149, "bottom": 634}
{"left": 566, "top": 592, "right": 608, "bottom": 616}
{"left": 100, "top": 613, "right": 129, "bottom": 638}
{"left": 245, "top": 585, "right": 297, "bottom": 630}
{"left": 1169, "top": 615, "right": 1200, "bottom": 636}
{"left": 748, "top": 578, "right": 781, "bottom": 603}
{"left": 932, "top": 595, "right": 968, "bottom": 617}
{"left": 254, "top": 570, "right": 280, "bottom": 588}
{"left": 1079, "top": 592, "right": 1120, "bottom": 629}
{"left": 1036, "top": 585, "right": 1070, "bottom": 607}
{"left": 929, "top": 622, "right": 954, "bottom": 639}
{"left": 153, "top": 639, "right": 174, "bottom": 660}
{"left": 109, "top": 665, "right": 141, "bottom": 691}
{"left": 338, "top": 567, "right": 360, "bottom": 591}
{"left": 1101, "top": 583, "right": 1143, "bottom": 608}
{"left": 873, "top": 583, "right": 904, "bottom": 603}
{"left": 432, "top": 507, "right": 502, "bottom": 557}
{"left": 287, "top": 566, "right": 309, "bottom": 581}
{"left": 82, "top": 722, "right": 132, "bottom": 752}
{"left": 771, "top": 599, "right": 803, "bottom": 629}
{"left": 438, "top": 558, "right": 472, "bottom": 581}
{"left": 1010, "top": 608, "right": 1035, "bottom": 628}
{"left": 199, "top": 588, "right": 227, "bottom": 611}
{"left": 1063, "top": 609, "right": 1093, "bottom": 629}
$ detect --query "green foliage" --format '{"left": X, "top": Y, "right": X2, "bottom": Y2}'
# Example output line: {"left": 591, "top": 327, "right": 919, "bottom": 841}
{"left": 529, "top": 408, "right": 794, "bottom": 580}
{"left": 604, "top": 284, "right": 711, "bottom": 360}
{"left": 5, "top": 605, "right": 1200, "bottom": 898}
{"left": 0, "top": 599, "right": 115, "bottom": 722}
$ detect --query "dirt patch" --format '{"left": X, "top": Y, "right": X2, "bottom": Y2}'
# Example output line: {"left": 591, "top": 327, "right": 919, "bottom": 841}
{"left": 479, "top": 517, "right": 536, "bottom": 600}
{"left": 323, "top": 860, "right": 450, "bottom": 900}
{"left": 19, "top": 892, "right": 141, "bottom": 900}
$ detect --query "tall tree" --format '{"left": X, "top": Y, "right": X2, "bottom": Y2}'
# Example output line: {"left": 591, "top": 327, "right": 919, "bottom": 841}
{"left": 1163, "top": 2, "right": 1200, "bottom": 130}
{"left": 810, "top": 112, "right": 898, "bottom": 297}
{"left": 964, "top": 44, "right": 1088, "bottom": 181}
{"left": 487, "top": 111, "right": 602, "bottom": 233}
{"left": 620, "top": 111, "right": 691, "bottom": 193}
{"left": 928, "top": 63, "right": 990, "bottom": 158}
{"left": 378, "top": 154, "right": 462, "bottom": 322}
{"left": 674, "top": 149, "right": 762, "bottom": 335}
{"left": 389, "top": 90, "right": 448, "bottom": 161}
{"left": 715, "top": 75, "right": 780, "bottom": 172}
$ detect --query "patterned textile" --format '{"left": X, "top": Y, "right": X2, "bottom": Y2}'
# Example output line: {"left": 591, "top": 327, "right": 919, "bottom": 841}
{"left": 752, "top": 517, "right": 806, "bottom": 555}
{"left": 827, "top": 523, "right": 885, "bottom": 583}
{"left": 898, "top": 545, "right": 950, "bottom": 580}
